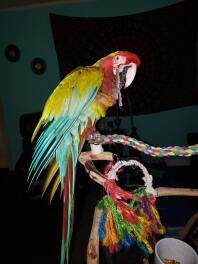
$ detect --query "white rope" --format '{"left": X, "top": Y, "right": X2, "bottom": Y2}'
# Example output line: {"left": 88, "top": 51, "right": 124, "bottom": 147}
{"left": 106, "top": 159, "right": 157, "bottom": 196}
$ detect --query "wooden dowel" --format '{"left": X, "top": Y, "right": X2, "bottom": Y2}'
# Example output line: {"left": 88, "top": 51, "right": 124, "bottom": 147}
{"left": 156, "top": 187, "right": 198, "bottom": 197}
{"left": 79, "top": 151, "right": 113, "bottom": 165}
{"left": 88, "top": 171, "right": 105, "bottom": 186}
{"left": 178, "top": 212, "right": 198, "bottom": 240}
{"left": 87, "top": 207, "right": 102, "bottom": 264}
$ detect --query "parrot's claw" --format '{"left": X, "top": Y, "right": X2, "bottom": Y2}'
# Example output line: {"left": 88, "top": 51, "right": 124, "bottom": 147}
{"left": 87, "top": 131, "right": 102, "bottom": 144}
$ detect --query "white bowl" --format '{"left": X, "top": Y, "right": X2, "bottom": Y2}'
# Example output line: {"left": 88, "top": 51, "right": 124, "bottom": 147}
{"left": 154, "top": 237, "right": 198, "bottom": 264}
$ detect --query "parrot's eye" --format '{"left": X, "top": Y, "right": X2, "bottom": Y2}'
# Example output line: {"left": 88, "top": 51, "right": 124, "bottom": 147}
{"left": 115, "top": 56, "right": 121, "bottom": 62}
{"left": 114, "top": 55, "right": 125, "bottom": 65}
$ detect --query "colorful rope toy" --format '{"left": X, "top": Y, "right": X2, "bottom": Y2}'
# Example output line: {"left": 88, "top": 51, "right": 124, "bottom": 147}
{"left": 97, "top": 159, "right": 165, "bottom": 255}
{"left": 88, "top": 133, "right": 198, "bottom": 157}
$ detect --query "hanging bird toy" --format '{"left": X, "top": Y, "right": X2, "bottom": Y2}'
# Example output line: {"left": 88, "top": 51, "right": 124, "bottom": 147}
{"left": 97, "top": 159, "right": 165, "bottom": 256}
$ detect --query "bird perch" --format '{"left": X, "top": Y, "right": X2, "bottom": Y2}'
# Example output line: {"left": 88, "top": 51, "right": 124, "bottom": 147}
{"left": 79, "top": 151, "right": 198, "bottom": 264}
{"left": 79, "top": 151, "right": 198, "bottom": 198}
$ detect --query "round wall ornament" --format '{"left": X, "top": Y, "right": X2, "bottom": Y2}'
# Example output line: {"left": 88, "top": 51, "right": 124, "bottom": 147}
{"left": 5, "top": 44, "right": 20, "bottom": 62}
{"left": 31, "top": 57, "right": 46, "bottom": 75}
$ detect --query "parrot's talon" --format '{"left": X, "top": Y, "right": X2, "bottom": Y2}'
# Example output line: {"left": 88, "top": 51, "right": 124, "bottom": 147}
{"left": 88, "top": 132, "right": 104, "bottom": 154}
{"left": 87, "top": 131, "right": 101, "bottom": 144}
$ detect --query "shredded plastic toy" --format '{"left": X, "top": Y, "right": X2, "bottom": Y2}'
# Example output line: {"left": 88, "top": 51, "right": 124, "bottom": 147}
{"left": 97, "top": 159, "right": 165, "bottom": 255}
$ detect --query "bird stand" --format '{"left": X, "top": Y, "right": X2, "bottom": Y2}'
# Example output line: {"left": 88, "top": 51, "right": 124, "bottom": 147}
{"left": 79, "top": 143, "right": 198, "bottom": 264}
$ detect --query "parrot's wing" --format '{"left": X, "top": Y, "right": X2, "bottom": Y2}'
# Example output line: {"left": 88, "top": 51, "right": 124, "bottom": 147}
{"left": 28, "top": 66, "right": 104, "bottom": 263}
{"left": 29, "top": 66, "right": 103, "bottom": 181}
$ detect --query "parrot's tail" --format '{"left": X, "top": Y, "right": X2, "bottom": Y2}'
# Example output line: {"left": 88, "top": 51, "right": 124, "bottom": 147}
{"left": 61, "top": 155, "right": 75, "bottom": 264}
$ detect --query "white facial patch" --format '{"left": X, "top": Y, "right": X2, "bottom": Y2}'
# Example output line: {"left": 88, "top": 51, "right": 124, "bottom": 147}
{"left": 113, "top": 55, "right": 126, "bottom": 75}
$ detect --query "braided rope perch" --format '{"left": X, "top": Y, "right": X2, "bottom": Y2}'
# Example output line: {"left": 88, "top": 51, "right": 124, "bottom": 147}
{"left": 88, "top": 133, "right": 198, "bottom": 157}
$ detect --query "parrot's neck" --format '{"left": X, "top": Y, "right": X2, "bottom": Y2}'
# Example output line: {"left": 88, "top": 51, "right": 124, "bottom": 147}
{"left": 100, "top": 68, "right": 117, "bottom": 98}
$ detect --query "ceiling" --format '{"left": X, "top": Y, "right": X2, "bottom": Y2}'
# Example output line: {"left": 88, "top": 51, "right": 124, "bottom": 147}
{"left": 0, "top": 0, "right": 87, "bottom": 10}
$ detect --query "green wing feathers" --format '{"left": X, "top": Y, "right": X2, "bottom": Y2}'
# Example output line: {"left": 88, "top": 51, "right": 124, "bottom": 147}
{"left": 29, "top": 66, "right": 104, "bottom": 263}
{"left": 32, "top": 66, "right": 103, "bottom": 141}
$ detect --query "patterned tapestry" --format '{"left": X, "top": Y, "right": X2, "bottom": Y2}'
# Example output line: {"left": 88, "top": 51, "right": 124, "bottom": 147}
{"left": 50, "top": 1, "right": 197, "bottom": 116}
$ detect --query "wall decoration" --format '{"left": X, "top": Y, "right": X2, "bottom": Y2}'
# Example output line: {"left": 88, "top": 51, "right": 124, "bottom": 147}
{"left": 5, "top": 44, "right": 20, "bottom": 62}
{"left": 50, "top": 1, "right": 197, "bottom": 116}
{"left": 31, "top": 58, "right": 46, "bottom": 75}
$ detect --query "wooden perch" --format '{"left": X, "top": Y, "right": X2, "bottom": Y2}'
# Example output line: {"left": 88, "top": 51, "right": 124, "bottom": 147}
{"left": 79, "top": 151, "right": 113, "bottom": 165}
{"left": 79, "top": 151, "right": 198, "bottom": 197}
{"left": 79, "top": 151, "right": 198, "bottom": 264}
{"left": 156, "top": 187, "right": 198, "bottom": 197}
{"left": 87, "top": 207, "right": 102, "bottom": 264}
{"left": 178, "top": 212, "right": 198, "bottom": 240}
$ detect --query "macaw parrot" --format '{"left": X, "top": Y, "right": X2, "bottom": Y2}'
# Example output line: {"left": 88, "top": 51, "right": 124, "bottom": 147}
{"left": 28, "top": 51, "right": 140, "bottom": 263}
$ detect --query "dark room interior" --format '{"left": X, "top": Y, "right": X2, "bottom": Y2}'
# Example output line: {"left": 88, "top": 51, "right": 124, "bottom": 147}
{"left": 1, "top": 0, "right": 198, "bottom": 263}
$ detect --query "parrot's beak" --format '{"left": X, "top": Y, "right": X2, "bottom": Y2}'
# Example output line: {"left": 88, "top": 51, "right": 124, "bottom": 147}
{"left": 123, "top": 62, "right": 137, "bottom": 89}
{"left": 112, "top": 61, "right": 138, "bottom": 107}
{"left": 113, "top": 62, "right": 137, "bottom": 89}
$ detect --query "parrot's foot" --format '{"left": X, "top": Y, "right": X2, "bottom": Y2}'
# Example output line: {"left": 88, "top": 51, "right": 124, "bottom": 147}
{"left": 87, "top": 131, "right": 101, "bottom": 144}
{"left": 87, "top": 132, "right": 104, "bottom": 154}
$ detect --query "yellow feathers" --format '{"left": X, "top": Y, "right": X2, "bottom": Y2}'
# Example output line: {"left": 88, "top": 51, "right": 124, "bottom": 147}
{"left": 31, "top": 66, "right": 103, "bottom": 141}
{"left": 48, "top": 66, "right": 103, "bottom": 119}
{"left": 42, "top": 160, "right": 59, "bottom": 197}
